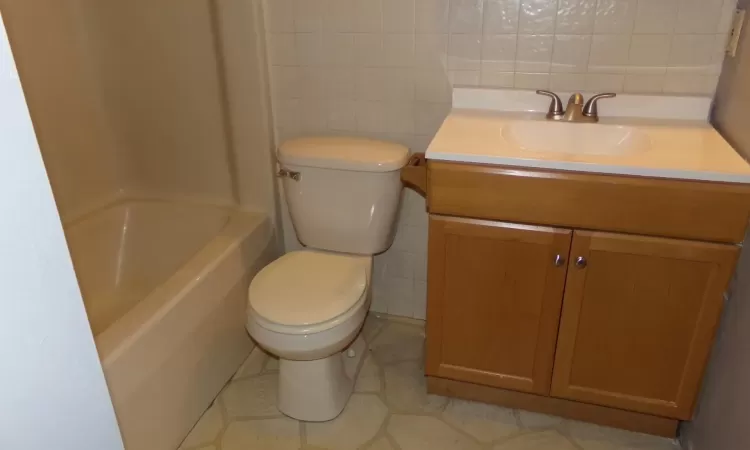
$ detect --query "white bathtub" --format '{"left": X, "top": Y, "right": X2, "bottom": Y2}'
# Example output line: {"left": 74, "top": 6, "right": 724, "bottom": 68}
{"left": 65, "top": 200, "right": 277, "bottom": 450}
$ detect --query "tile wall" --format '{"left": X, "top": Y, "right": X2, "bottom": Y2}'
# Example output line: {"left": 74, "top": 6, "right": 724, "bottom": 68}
{"left": 264, "top": 0, "right": 737, "bottom": 319}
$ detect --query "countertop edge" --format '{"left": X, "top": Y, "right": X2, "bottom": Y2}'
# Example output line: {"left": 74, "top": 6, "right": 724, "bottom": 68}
{"left": 425, "top": 152, "right": 750, "bottom": 184}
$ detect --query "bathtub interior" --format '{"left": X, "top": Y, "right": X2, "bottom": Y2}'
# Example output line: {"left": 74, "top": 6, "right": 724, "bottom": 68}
{"left": 64, "top": 200, "right": 231, "bottom": 335}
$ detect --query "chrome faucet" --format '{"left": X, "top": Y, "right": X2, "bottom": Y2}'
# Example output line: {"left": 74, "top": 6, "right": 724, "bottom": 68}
{"left": 536, "top": 90, "right": 616, "bottom": 123}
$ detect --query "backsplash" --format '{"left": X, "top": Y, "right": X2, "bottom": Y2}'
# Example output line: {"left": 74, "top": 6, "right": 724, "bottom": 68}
{"left": 264, "top": 0, "right": 737, "bottom": 319}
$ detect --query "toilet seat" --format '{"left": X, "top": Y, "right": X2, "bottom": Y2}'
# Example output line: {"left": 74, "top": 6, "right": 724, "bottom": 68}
{"left": 248, "top": 250, "right": 369, "bottom": 335}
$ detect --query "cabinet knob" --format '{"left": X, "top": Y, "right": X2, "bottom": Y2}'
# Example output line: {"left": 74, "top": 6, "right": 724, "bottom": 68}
{"left": 554, "top": 254, "right": 565, "bottom": 267}
{"left": 575, "top": 256, "right": 587, "bottom": 268}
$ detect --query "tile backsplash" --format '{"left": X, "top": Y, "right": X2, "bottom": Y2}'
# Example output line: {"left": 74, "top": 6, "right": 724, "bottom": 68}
{"left": 264, "top": 0, "right": 737, "bottom": 319}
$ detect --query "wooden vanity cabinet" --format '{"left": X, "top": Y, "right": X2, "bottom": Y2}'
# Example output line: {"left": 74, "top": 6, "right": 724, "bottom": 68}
{"left": 551, "top": 231, "right": 737, "bottom": 419}
{"left": 415, "top": 160, "right": 750, "bottom": 435}
{"left": 425, "top": 216, "right": 571, "bottom": 395}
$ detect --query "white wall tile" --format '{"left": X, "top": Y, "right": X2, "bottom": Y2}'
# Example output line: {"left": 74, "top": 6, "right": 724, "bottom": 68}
{"left": 448, "top": 69, "right": 481, "bottom": 85}
{"left": 555, "top": 0, "right": 597, "bottom": 34}
{"left": 294, "top": 0, "right": 325, "bottom": 32}
{"left": 628, "top": 34, "right": 672, "bottom": 73}
{"left": 633, "top": 0, "right": 679, "bottom": 34}
{"left": 448, "top": 34, "right": 482, "bottom": 70}
{"left": 450, "top": 0, "right": 486, "bottom": 33}
{"left": 415, "top": 34, "right": 449, "bottom": 67}
{"left": 266, "top": 0, "right": 295, "bottom": 32}
{"left": 327, "top": 100, "right": 358, "bottom": 130}
{"left": 624, "top": 74, "right": 665, "bottom": 93}
{"left": 356, "top": 0, "right": 384, "bottom": 33}
{"left": 268, "top": 33, "right": 297, "bottom": 66}
{"left": 519, "top": 0, "right": 558, "bottom": 33}
{"left": 325, "top": 0, "right": 357, "bottom": 32}
{"left": 480, "top": 70, "right": 515, "bottom": 87}
{"left": 516, "top": 34, "right": 553, "bottom": 72}
{"left": 413, "top": 281, "right": 428, "bottom": 319}
{"left": 550, "top": 72, "right": 586, "bottom": 90}
{"left": 588, "top": 34, "right": 630, "bottom": 73}
{"left": 663, "top": 72, "right": 719, "bottom": 94}
{"left": 322, "top": 33, "right": 355, "bottom": 67}
{"left": 484, "top": 0, "right": 521, "bottom": 34}
{"left": 481, "top": 34, "right": 517, "bottom": 71}
{"left": 584, "top": 73, "right": 625, "bottom": 91}
{"left": 382, "top": 34, "right": 416, "bottom": 67}
{"left": 353, "top": 34, "right": 383, "bottom": 66}
{"left": 669, "top": 34, "right": 717, "bottom": 73}
{"left": 295, "top": 32, "right": 325, "bottom": 66}
{"left": 414, "top": 70, "right": 452, "bottom": 101}
{"left": 551, "top": 35, "right": 591, "bottom": 73}
{"left": 594, "top": 0, "right": 637, "bottom": 34}
{"left": 514, "top": 72, "right": 550, "bottom": 89}
{"left": 384, "top": 0, "right": 416, "bottom": 33}
{"left": 416, "top": 0, "right": 451, "bottom": 32}
{"left": 676, "top": 0, "right": 725, "bottom": 34}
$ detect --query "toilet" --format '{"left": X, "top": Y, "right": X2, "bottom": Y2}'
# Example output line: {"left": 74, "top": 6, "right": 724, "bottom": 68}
{"left": 246, "top": 136, "right": 409, "bottom": 422}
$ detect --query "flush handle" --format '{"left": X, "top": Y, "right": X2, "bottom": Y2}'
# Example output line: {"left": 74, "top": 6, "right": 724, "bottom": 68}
{"left": 278, "top": 168, "right": 301, "bottom": 181}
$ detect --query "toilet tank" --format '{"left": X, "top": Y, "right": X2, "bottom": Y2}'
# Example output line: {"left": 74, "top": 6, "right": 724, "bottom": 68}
{"left": 278, "top": 137, "right": 410, "bottom": 255}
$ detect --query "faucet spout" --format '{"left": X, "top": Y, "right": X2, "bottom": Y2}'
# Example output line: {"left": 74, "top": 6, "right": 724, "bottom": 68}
{"left": 562, "top": 93, "right": 587, "bottom": 122}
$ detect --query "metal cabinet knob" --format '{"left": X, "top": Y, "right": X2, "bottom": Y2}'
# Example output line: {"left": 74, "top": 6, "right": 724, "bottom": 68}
{"left": 575, "top": 256, "right": 587, "bottom": 268}
{"left": 554, "top": 254, "right": 565, "bottom": 267}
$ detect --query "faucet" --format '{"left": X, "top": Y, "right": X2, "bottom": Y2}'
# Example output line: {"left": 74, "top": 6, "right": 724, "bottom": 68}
{"left": 536, "top": 90, "right": 616, "bottom": 123}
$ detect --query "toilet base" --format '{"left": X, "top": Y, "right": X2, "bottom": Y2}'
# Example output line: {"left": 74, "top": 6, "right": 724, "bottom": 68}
{"left": 278, "top": 335, "right": 367, "bottom": 422}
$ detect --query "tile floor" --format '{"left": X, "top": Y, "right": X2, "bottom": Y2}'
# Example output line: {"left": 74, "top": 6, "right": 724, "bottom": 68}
{"left": 178, "top": 314, "right": 682, "bottom": 450}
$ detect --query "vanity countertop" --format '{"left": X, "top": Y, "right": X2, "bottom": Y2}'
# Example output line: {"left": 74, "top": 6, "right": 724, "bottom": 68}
{"left": 426, "top": 89, "right": 750, "bottom": 183}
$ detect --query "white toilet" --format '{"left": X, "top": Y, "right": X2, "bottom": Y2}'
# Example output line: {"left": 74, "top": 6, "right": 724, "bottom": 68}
{"left": 246, "top": 136, "right": 409, "bottom": 422}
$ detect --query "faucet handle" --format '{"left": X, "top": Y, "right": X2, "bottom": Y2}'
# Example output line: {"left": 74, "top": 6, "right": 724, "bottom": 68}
{"left": 583, "top": 93, "right": 616, "bottom": 119}
{"left": 536, "top": 90, "right": 563, "bottom": 118}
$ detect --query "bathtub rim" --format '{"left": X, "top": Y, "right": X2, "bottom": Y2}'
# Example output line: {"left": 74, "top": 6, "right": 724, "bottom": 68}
{"left": 94, "top": 210, "right": 272, "bottom": 366}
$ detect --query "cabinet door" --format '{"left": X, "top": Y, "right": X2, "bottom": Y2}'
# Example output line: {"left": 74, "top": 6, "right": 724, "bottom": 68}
{"left": 426, "top": 216, "right": 572, "bottom": 394}
{"left": 551, "top": 231, "right": 737, "bottom": 419}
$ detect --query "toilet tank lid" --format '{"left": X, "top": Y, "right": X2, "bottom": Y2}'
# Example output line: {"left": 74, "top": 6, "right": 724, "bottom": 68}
{"left": 278, "top": 136, "right": 410, "bottom": 172}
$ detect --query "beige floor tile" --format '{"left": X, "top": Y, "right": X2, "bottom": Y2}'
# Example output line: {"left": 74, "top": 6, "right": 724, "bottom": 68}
{"left": 517, "top": 410, "right": 566, "bottom": 430}
{"left": 221, "top": 374, "right": 280, "bottom": 418}
{"left": 384, "top": 360, "right": 447, "bottom": 413}
{"left": 362, "top": 314, "right": 387, "bottom": 342}
{"left": 493, "top": 429, "right": 578, "bottom": 450}
{"left": 369, "top": 322, "right": 425, "bottom": 364}
{"left": 366, "top": 437, "right": 397, "bottom": 450}
{"left": 180, "top": 402, "right": 224, "bottom": 448}
{"left": 442, "top": 399, "right": 521, "bottom": 442}
{"left": 232, "top": 346, "right": 267, "bottom": 380}
{"left": 354, "top": 354, "right": 382, "bottom": 393}
{"left": 222, "top": 418, "right": 300, "bottom": 450}
{"left": 306, "top": 394, "right": 388, "bottom": 450}
{"left": 196, "top": 446, "right": 216, "bottom": 450}
{"left": 388, "top": 414, "right": 481, "bottom": 450}
{"left": 568, "top": 421, "right": 680, "bottom": 450}
{"left": 264, "top": 355, "right": 280, "bottom": 372}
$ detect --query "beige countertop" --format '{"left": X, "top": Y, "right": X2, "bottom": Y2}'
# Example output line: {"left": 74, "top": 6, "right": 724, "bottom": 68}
{"left": 426, "top": 89, "right": 750, "bottom": 184}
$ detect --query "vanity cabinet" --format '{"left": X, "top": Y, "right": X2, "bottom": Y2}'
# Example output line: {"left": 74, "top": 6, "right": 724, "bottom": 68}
{"left": 425, "top": 217, "right": 570, "bottom": 395}
{"left": 410, "top": 159, "right": 750, "bottom": 437}
{"left": 551, "top": 231, "right": 736, "bottom": 419}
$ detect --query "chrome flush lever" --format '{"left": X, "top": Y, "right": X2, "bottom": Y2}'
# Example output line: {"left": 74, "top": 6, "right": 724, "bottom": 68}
{"left": 277, "top": 168, "right": 301, "bottom": 181}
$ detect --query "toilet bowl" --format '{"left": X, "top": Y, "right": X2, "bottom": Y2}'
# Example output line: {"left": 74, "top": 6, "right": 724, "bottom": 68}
{"left": 245, "top": 136, "right": 409, "bottom": 422}
{"left": 247, "top": 250, "right": 372, "bottom": 421}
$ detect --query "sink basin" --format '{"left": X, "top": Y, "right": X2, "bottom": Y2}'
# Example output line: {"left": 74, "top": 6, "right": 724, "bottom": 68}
{"left": 503, "top": 121, "right": 651, "bottom": 155}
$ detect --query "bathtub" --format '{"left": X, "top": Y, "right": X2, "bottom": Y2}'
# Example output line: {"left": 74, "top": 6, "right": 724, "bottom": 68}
{"left": 64, "top": 200, "right": 277, "bottom": 450}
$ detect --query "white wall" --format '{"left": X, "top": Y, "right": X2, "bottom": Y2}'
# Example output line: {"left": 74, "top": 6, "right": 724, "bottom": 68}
{"left": 263, "top": 0, "right": 738, "bottom": 320}
{"left": 0, "top": 14, "right": 124, "bottom": 450}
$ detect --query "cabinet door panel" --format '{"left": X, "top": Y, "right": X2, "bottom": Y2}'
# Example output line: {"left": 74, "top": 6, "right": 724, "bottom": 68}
{"left": 426, "top": 216, "right": 571, "bottom": 394}
{"left": 551, "top": 231, "right": 737, "bottom": 419}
